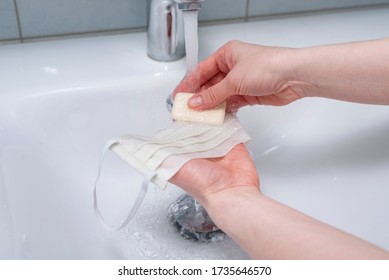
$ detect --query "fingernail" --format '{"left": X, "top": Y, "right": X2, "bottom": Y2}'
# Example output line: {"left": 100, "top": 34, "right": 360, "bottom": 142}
{"left": 188, "top": 95, "right": 203, "bottom": 107}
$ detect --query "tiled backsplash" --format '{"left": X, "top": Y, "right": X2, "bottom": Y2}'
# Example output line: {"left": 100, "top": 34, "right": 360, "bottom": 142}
{"left": 1, "top": 0, "right": 389, "bottom": 43}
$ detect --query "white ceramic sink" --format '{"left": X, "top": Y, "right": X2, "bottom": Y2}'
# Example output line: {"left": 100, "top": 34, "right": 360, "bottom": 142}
{"left": 1, "top": 7, "right": 389, "bottom": 259}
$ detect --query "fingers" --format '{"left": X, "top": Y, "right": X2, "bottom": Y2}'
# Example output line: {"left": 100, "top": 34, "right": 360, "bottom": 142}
{"left": 201, "top": 72, "right": 226, "bottom": 90}
{"left": 173, "top": 41, "right": 246, "bottom": 109}
{"left": 187, "top": 75, "right": 237, "bottom": 109}
{"left": 173, "top": 54, "right": 224, "bottom": 97}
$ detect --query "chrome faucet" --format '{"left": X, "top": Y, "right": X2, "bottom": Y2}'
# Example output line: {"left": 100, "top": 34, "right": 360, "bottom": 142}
{"left": 147, "top": 0, "right": 204, "bottom": 61}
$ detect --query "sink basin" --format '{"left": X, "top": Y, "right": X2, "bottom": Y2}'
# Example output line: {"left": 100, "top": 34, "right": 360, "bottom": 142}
{"left": 1, "top": 7, "right": 389, "bottom": 259}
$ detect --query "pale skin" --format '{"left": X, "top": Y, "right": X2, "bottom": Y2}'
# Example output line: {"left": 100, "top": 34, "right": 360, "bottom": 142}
{"left": 170, "top": 39, "right": 389, "bottom": 259}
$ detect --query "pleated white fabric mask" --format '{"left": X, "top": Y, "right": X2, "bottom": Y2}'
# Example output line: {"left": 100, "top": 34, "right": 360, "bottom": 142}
{"left": 94, "top": 115, "right": 251, "bottom": 230}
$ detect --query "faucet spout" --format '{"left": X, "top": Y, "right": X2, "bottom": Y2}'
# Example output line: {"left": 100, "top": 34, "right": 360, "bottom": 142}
{"left": 147, "top": 0, "right": 185, "bottom": 61}
{"left": 147, "top": 0, "right": 205, "bottom": 61}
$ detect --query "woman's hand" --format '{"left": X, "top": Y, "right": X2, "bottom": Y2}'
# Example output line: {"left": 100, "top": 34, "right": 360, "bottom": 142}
{"left": 174, "top": 40, "right": 306, "bottom": 111}
{"left": 169, "top": 144, "right": 259, "bottom": 208}
{"left": 175, "top": 39, "right": 389, "bottom": 110}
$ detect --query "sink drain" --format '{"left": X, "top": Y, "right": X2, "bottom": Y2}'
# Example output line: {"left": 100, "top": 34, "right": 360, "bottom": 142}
{"left": 168, "top": 194, "right": 225, "bottom": 242}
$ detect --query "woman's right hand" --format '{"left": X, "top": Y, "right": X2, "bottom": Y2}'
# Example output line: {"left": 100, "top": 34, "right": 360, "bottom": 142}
{"left": 173, "top": 40, "right": 307, "bottom": 111}
{"left": 175, "top": 38, "right": 389, "bottom": 109}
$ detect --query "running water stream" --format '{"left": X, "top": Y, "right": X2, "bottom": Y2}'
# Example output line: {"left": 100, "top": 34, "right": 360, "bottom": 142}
{"left": 165, "top": 10, "right": 199, "bottom": 111}
{"left": 183, "top": 10, "right": 199, "bottom": 74}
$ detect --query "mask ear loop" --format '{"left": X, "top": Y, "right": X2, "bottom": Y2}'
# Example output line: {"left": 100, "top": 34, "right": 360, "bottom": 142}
{"left": 93, "top": 140, "right": 157, "bottom": 231}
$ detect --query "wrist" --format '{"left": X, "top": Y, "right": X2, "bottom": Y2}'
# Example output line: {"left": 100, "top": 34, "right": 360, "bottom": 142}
{"left": 202, "top": 185, "right": 262, "bottom": 229}
{"left": 279, "top": 48, "right": 316, "bottom": 99}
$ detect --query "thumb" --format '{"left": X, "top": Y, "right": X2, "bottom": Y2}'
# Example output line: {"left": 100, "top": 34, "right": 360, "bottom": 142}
{"left": 188, "top": 78, "right": 235, "bottom": 110}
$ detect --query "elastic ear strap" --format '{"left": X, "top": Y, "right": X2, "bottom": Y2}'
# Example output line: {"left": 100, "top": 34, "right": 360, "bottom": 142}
{"left": 93, "top": 140, "right": 157, "bottom": 231}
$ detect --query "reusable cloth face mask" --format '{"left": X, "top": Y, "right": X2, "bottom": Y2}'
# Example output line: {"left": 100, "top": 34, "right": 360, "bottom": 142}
{"left": 94, "top": 115, "right": 251, "bottom": 231}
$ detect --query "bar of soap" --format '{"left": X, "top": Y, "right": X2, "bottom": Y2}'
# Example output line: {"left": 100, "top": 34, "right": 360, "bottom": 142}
{"left": 172, "top": 93, "right": 226, "bottom": 125}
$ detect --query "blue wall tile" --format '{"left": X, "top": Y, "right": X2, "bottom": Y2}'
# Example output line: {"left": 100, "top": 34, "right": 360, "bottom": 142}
{"left": 16, "top": 0, "right": 148, "bottom": 38}
{"left": 248, "top": 0, "right": 389, "bottom": 17}
{"left": 0, "top": 0, "right": 20, "bottom": 40}
{"left": 199, "top": 0, "right": 247, "bottom": 21}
